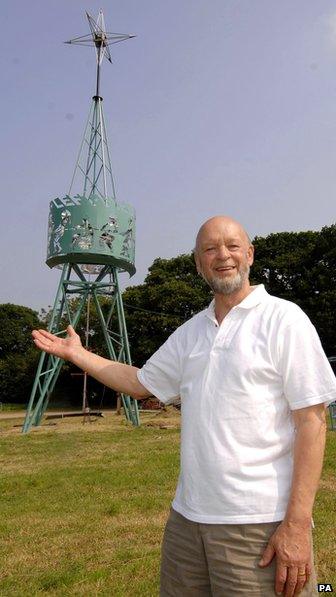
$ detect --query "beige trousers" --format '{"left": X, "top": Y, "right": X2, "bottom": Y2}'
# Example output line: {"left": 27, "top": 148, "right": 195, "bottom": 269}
{"left": 160, "top": 509, "right": 318, "bottom": 596}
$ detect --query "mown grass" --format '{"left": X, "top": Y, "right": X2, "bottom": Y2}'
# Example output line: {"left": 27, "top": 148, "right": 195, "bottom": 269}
{"left": 0, "top": 412, "right": 335, "bottom": 595}
{"left": 0, "top": 403, "right": 23, "bottom": 411}
{"left": 0, "top": 411, "right": 180, "bottom": 596}
{"left": 313, "top": 428, "right": 336, "bottom": 584}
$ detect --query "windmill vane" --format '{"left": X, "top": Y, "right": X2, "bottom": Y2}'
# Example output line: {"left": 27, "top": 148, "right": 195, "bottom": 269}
{"left": 64, "top": 10, "right": 135, "bottom": 70}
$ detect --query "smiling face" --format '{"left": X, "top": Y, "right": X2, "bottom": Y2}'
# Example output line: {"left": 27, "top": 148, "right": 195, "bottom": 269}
{"left": 194, "top": 216, "right": 254, "bottom": 296}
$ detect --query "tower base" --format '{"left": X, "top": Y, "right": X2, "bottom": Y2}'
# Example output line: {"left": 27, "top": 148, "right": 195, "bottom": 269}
{"left": 22, "top": 262, "right": 140, "bottom": 433}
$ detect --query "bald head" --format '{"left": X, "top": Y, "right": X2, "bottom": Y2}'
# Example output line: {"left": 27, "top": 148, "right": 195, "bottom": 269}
{"left": 194, "top": 216, "right": 252, "bottom": 255}
{"left": 193, "top": 216, "right": 254, "bottom": 296}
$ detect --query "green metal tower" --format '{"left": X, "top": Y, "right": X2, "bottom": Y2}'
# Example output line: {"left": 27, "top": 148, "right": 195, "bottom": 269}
{"left": 23, "top": 10, "right": 139, "bottom": 432}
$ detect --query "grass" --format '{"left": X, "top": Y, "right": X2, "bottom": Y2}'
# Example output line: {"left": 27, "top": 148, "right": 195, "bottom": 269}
{"left": 0, "top": 403, "right": 24, "bottom": 412}
{"left": 0, "top": 411, "right": 335, "bottom": 595}
{"left": 313, "top": 428, "right": 336, "bottom": 584}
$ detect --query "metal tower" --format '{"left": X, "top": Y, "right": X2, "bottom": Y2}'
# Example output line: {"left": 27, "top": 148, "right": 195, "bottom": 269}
{"left": 23, "top": 11, "right": 139, "bottom": 433}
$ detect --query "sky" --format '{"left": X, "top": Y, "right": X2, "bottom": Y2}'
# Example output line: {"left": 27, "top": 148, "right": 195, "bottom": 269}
{"left": 1, "top": 0, "right": 336, "bottom": 312}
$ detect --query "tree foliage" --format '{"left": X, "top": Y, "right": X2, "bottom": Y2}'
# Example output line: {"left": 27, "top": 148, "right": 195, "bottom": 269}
{"left": 251, "top": 225, "right": 336, "bottom": 355}
{"left": 0, "top": 304, "right": 42, "bottom": 403}
{"left": 123, "top": 254, "right": 212, "bottom": 366}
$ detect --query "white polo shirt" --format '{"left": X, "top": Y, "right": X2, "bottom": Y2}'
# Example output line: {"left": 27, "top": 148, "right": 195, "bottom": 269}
{"left": 137, "top": 285, "right": 336, "bottom": 524}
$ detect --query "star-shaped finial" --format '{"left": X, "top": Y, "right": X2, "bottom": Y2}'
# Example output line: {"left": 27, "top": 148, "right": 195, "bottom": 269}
{"left": 65, "top": 9, "right": 135, "bottom": 66}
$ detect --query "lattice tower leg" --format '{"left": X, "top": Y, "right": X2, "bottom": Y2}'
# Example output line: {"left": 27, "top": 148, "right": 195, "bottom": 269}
{"left": 22, "top": 264, "right": 139, "bottom": 433}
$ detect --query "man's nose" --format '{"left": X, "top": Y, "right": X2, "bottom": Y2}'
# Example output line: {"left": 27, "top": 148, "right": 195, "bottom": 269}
{"left": 216, "top": 244, "right": 230, "bottom": 259}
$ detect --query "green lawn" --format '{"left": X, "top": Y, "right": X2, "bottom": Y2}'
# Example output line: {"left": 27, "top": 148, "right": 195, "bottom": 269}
{"left": 0, "top": 411, "right": 335, "bottom": 596}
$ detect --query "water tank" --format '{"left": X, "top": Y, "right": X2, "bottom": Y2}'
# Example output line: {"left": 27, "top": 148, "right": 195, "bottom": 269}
{"left": 46, "top": 194, "right": 136, "bottom": 276}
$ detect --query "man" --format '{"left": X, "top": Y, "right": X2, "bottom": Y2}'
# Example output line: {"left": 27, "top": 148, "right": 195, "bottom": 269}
{"left": 32, "top": 216, "right": 336, "bottom": 596}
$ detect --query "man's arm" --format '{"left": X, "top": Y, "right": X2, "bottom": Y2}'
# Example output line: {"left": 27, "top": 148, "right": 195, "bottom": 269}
{"left": 32, "top": 326, "right": 151, "bottom": 400}
{"left": 259, "top": 403, "right": 327, "bottom": 597}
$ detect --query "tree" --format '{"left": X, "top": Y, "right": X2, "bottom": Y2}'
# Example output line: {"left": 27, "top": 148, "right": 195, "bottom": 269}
{"left": 0, "top": 304, "right": 42, "bottom": 403}
{"left": 251, "top": 224, "right": 336, "bottom": 356}
{"left": 123, "top": 254, "right": 212, "bottom": 366}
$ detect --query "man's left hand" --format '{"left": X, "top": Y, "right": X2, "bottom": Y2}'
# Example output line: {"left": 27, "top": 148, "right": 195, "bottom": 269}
{"left": 258, "top": 520, "right": 312, "bottom": 596}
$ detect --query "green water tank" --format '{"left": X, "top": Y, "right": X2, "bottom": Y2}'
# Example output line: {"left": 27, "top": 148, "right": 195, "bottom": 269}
{"left": 46, "top": 194, "right": 136, "bottom": 276}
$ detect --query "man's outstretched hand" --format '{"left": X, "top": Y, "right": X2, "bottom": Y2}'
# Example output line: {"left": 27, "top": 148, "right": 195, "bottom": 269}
{"left": 32, "top": 325, "right": 149, "bottom": 400}
{"left": 32, "top": 325, "right": 83, "bottom": 363}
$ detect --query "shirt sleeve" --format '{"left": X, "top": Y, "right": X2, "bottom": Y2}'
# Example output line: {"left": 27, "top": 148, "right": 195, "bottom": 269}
{"left": 137, "top": 328, "right": 183, "bottom": 405}
{"left": 278, "top": 312, "right": 336, "bottom": 410}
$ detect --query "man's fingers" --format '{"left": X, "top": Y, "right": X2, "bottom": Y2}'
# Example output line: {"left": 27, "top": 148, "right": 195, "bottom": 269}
{"left": 33, "top": 338, "right": 47, "bottom": 350}
{"left": 284, "top": 566, "right": 298, "bottom": 597}
{"left": 33, "top": 337, "right": 57, "bottom": 354}
{"left": 274, "top": 560, "right": 312, "bottom": 596}
{"left": 32, "top": 330, "right": 62, "bottom": 355}
{"left": 32, "top": 327, "right": 78, "bottom": 341}
{"left": 275, "top": 562, "right": 288, "bottom": 595}
{"left": 294, "top": 570, "right": 307, "bottom": 595}
{"left": 33, "top": 329, "right": 57, "bottom": 341}
{"left": 32, "top": 332, "right": 52, "bottom": 347}
{"left": 293, "top": 564, "right": 311, "bottom": 595}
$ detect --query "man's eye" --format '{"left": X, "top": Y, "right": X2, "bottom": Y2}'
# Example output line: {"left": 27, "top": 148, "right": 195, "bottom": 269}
{"left": 229, "top": 245, "right": 239, "bottom": 249}
{"left": 205, "top": 247, "right": 215, "bottom": 252}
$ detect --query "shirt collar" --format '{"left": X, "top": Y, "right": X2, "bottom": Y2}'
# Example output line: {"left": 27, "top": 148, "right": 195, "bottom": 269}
{"left": 204, "top": 284, "right": 268, "bottom": 322}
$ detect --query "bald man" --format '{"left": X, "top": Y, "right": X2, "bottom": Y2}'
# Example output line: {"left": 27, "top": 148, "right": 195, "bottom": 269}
{"left": 33, "top": 216, "right": 336, "bottom": 596}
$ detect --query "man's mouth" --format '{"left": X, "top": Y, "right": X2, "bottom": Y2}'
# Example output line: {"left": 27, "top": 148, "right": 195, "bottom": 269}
{"left": 215, "top": 266, "right": 235, "bottom": 272}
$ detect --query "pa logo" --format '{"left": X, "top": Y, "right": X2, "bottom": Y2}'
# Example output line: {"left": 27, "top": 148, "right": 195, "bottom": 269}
{"left": 317, "top": 584, "right": 333, "bottom": 593}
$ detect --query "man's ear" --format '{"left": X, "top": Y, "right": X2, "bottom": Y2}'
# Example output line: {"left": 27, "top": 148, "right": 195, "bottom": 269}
{"left": 194, "top": 250, "right": 201, "bottom": 274}
{"left": 248, "top": 244, "right": 254, "bottom": 267}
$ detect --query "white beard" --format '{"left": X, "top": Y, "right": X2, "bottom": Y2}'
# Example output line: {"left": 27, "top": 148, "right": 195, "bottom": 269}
{"left": 201, "top": 264, "right": 250, "bottom": 295}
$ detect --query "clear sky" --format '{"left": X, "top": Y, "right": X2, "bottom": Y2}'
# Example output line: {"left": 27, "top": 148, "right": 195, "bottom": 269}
{"left": 1, "top": 0, "right": 335, "bottom": 312}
